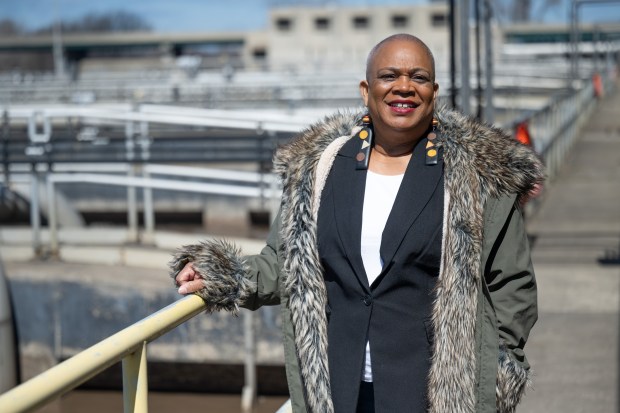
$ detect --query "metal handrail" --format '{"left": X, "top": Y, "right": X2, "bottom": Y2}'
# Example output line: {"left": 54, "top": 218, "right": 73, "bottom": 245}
{"left": 0, "top": 294, "right": 206, "bottom": 413}
{"left": 3, "top": 105, "right": 308, "bottom": 134}
{"left": 510, "top": 68, "right": 618, "bottom": 216}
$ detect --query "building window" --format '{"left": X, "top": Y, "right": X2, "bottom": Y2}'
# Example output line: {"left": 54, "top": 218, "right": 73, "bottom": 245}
{"left": 315, "top": 17, "right": 330, "bottom": 30}
{"left": 392, "top": 15, "right": 408, "bottom": 28}
{"left": 276, "top": 17, "right": 293, "bottom": 31}
{"left": 252, "top": 48, "right": 267, "bottom": 59}
{"left": 352, "top": 16, "right": 370, "bottom": 29}
{"left": 431, "top": 13, "right": 447, "bottom": 27}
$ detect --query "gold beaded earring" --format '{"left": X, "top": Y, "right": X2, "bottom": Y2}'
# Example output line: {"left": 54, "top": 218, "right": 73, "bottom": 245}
{"left": 425, "top": 118, "right": 439, "bottom": 165}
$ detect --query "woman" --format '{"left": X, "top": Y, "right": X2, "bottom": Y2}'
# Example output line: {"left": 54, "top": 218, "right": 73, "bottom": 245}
{"left": 172, "top": 34, "right": 544, "bottom": 413}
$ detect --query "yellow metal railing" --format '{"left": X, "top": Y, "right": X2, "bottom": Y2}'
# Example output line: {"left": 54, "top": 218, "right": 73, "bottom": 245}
{"left": 0, "top": 294, "right": 206, "bottom": 413}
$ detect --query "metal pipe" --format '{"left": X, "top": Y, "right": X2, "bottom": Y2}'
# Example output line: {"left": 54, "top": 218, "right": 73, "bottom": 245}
{"left": 52, "top": 0, "right": 65, "bottom": 79}
{"left": 449, "top": 0, "right": 457, "bottom": 108}
{"left": 593, "top": 25, "right": 600, "bottom": 73}
{"left": 122, "top": 342, "right": 149, "bottom": 413}
{"left": 127, "top": 166, "right": 139, "bottom": 243}
{"left": 483, "top": 0, "right": 495, "bottom": 124}
{"left": 570, "top": 1, "right": 579, "bottom": 87}
{"left": 143, "top": 164, "right": 277, "bottom": 184}
{"left": 460, "top": 0, "right": 471, "bottom": 115}
{"left": 47, "top": 175, "right": 58, "bottom": 255}
{"left": 475, "top": 0, "right": 483, "bottom": 120}
{"left": 30, "top": 169, "right": 41, "bottom": 255}
{"left": 48, "top": 172, "right": 281, "bottom": 198}
{"left": 139, "top": 121, "right": 150, "bottom": 162}
{"left": 6, "top": 106, "right": 306, "bottom": 134}
{"left": 270, "top": 133, "right": 281, "bottom": 223}
{"left": 142, "top": 169, "right": 155, "bottom": 245}
{"left": 2, "top": 111, "right": 9, "bottom": 186}
{"left": 0, "top": 295, "right": 206, "bottom": 413}
{"left": 241, "top": 310, "right": 256, "bottom": 413}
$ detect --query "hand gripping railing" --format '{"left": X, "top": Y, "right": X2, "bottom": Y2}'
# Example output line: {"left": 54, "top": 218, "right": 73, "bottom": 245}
{"left": 0, "top": 294, "right": 206, "bottom": 413}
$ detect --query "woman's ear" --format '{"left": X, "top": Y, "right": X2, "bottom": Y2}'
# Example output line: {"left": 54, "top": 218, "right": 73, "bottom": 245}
{"left": 359, "top": 80, "right": 369, "bottom": 107}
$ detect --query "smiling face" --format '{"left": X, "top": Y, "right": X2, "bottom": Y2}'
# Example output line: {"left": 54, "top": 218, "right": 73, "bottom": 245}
{"left": 360, "top": 38, "right": 439, "bottom": 142}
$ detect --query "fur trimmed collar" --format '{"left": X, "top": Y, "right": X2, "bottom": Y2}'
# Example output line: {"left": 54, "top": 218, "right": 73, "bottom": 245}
{"left": 275, "top": 106, "right": 543, "bottom": 201}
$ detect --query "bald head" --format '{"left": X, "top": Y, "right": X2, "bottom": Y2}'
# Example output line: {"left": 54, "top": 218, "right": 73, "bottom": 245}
{"left": 365, "top": 34, "right": 436, "bottom": 82}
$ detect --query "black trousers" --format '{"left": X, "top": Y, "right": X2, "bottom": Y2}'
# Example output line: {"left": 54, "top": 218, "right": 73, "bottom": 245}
{"left": 356, "top": 381, "right": 375, "bottom": 413}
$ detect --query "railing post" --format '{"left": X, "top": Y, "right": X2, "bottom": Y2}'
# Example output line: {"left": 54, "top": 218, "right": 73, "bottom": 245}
{"left": 570, "top": 0, "right": 579, "bottom": 87}
{"left": 125, "top": 116, "right": 139, "bottom": 244}
{"left": 47, "top": 175, "right": 59, "bottom": 255}
{"left": 258, "top": 131, "right": 267, "bottom": 212}
{"left": 482, "top": 0, "right": 495, "bottom": 124}
{"left": 122, "top": 341, "right": 149, "bottom": 413}
{"left": 142, "top": 169, "right": 155, "bottom": 245}
{"left": 127, "top": 165, "right": 139, "bottom": 243}
{"left": 459, "top": 0, "right": 471, "bottom": 115}
{"left": 269, "top": 131, "right": 280, "bottom": 221}
{"left": 30, "top": 167, "right": 42, "bottom": 255}
{"left": 2, "top": 110, "right": 9, "bottom": 186}
{"left": 241, "top": 310, "right": 257, "bottom": 413}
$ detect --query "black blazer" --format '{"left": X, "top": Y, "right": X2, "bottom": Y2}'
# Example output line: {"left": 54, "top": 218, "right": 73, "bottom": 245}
{"left": 317, "top": 135, "right": 444, "bottom": 412}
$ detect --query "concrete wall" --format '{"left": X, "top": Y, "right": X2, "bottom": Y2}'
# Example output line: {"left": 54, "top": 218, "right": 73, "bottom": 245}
{"left": 4, "top": 260, "right": 283, "bottom": 382}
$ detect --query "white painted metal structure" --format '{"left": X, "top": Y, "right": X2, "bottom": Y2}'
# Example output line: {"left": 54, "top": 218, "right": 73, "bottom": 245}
{"left": 5, "top": 104, "right": 313, "bottom": 134}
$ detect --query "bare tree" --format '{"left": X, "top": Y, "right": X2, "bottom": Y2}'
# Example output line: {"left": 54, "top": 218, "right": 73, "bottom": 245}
{"left": 0, "top": 19, "right": 23, "bottom": 35}
{"left": 0, "top": 11, "right": 151, "bottom": 72}
{"left": 0, "top": 20, "right": 51, "bottom": 71}
{"left": 35, "top": 10, "right": 152, "bottom": 34}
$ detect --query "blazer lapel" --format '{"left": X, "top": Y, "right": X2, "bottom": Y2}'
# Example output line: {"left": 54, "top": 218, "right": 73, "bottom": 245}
{"left": 331, "top": 136, "right": 370, "bottom": 289}
{"left": 379, "top": 136, "right": 444, "bottom": 273}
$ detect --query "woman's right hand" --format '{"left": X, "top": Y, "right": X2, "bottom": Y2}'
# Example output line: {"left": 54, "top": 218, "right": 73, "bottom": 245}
{"left": 175, "top": 262, "right": 205, "bottom": 295}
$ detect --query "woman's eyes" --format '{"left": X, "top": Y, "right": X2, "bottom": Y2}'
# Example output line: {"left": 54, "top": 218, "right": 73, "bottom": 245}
{"left": 379, "top": 74, "right": 397, "bottom": 80}
{"left": 378, "top": 73, "right": 430, "bottom": 82}
{"left": 412, "top": 74, "right": 430, "bottom": 82}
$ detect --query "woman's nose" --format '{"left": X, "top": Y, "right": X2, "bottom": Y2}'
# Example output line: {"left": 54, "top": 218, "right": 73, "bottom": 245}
{"left": 394, "top": 76, "right": 413, "bottom": 93}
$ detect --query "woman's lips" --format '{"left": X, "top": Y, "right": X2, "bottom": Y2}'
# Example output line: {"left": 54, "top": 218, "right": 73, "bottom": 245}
{"left": 388, "top": 102, "right": 417, "bottom": 114}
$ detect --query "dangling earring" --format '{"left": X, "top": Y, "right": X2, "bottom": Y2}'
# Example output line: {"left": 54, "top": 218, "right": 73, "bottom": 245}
{"left": 355, "top": 113, "right": 373, "bottom": 170}
{"left": 425, "top": 117, "right": 439, "bottom": 166}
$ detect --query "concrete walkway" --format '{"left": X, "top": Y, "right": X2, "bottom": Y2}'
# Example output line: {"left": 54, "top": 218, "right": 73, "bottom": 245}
{"left": 520, "top": 85, "right": 620, "bottom": 412}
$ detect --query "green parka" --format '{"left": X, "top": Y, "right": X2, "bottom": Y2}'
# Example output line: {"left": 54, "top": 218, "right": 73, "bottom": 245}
{"left": 170, "top": 107, "right": 545, "bottom": 413}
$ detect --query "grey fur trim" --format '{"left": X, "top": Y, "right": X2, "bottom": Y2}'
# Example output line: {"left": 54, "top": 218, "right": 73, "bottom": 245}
{"left": 428, "top": 107, "right": 543, "bottom": 412}
{"left": 274, "top": 109, "right": 363, "bottom": 180}
{"left": 496, "top": 345, "right": 531, "bottom": 413}
{"left": 274, "top": 110, "right": 364, "bottom": 413}
{"left": 428, "top": 139, "right": 483, "bottom": 413}
{"left": 169, "top": 240, "right": 254, "bottom": 315}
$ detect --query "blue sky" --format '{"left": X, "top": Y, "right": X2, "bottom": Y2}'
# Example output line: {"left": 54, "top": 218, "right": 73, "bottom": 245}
{"left": 2, "top": 0, "right": 619, "bottom": 33}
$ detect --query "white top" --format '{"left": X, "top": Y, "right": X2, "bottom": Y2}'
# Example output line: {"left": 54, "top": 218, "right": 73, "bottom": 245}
{"left": 360, "top": 170, "right": 404, "bottom": 382}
